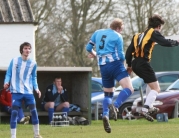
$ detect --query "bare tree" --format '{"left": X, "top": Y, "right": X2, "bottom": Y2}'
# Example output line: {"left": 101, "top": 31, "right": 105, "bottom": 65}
{"left": 114, "top": 0, "right": 179, "bottom": 50}
{"left": 30, "top": 0, "right": 117, "bottom": 76}
{"left": 30, "top": 0, "right": 179, "bottom": 76}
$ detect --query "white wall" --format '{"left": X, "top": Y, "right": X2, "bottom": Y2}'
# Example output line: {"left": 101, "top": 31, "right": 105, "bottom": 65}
{"left": 0, "top": 24, "right": 37, "bottom": 67}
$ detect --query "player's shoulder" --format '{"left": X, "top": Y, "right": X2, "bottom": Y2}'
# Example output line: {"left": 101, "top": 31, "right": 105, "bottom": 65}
{"left": 10, "top": 57, "right": 21, "bottom": 64}
{"left": 28, "top": 58, "right": 37, "bottom": 65}
{"left": 95, "top": 29, "right": 108, "bottom": 34}
{"left": 46, "top": 83, "right": 53, "bottom": 90}
{"left": 12, "top": 57, "right": 20, "bottom": 61}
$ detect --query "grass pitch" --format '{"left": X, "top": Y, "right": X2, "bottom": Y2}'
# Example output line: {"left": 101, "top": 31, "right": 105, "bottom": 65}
{"left": 0, "top": 118, "right": 179, "bottom": 138}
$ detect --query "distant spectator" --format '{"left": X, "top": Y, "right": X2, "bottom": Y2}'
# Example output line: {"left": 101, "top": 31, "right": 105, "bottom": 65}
{"left": 0, "top": 89, "right": 30, "bottom": 124}
{"left": 41, "top": 77, "right": 69, "bottom": 124}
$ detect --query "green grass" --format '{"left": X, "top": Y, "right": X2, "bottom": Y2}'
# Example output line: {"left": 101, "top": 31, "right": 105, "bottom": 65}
{"left": 0, "top": 118, "right": 179, "bottom": 138}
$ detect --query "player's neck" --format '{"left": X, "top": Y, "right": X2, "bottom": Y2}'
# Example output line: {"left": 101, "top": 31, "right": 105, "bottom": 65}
{"left": 21, "top": 55, "right": 29, "bottom": 61}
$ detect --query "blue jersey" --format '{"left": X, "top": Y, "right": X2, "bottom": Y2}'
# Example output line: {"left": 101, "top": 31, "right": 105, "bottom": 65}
{"left": 86, "top": 29, "right": 125, "bottom": 65}
{"left": 4, "top": 57, "right": 39, "bottom": 94}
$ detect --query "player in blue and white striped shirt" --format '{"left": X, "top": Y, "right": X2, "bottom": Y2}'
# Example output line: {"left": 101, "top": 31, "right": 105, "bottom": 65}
{"left": 86, "top": 18, "right": 134, "bottom": 133}
{"left": 4, "top": 42, "right": 42, "bottom": 138}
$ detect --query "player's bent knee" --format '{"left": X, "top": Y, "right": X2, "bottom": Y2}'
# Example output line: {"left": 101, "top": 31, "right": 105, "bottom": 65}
{"left": 129, "top": 87, "right": 134, "bottom": 93}
{"left": 64, "top": 102, "right": 69, "bottom": 107}
{"left": 28, "top": 104, "right": 36, "bottom": 110}
{"left": 155, "top": 89, "right": 160, "bottom": 93}
{"left": 11, "top": 110, "right": 18, "bottom": 117}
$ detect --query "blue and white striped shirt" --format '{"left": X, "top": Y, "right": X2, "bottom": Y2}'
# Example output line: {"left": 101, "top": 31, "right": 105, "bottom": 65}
{"left": 86, "top": 29, "right": 125, "bottom": 65}
{"left": 4, "top": 57, "right": 39, "bottom": 94}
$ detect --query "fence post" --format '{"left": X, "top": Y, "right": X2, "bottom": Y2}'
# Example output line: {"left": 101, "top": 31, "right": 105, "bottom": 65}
{"left": 173, "top": 100, "right": 179, "bottom": 118}
{"left": 94, "top": 102, "right": 99, "bottom": 120}
{"left": 139, "top": 86, "right": 144, "bottom": 106}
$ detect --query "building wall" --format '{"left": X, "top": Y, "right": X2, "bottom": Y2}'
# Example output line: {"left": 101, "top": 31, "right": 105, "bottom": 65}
{"left": 0, "top": 24, "right": 37, "bottom": 67}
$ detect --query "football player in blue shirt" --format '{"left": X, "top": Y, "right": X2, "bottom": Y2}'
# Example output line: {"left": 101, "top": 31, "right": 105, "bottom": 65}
{"left": 86, "top": 18, "right": 134, "bottom": 133}
{"left": 4, "top": 42, "right": 42, "bottom": 138}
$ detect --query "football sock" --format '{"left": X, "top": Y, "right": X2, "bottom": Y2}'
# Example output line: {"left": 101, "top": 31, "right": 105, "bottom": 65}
{"left": 30, "top": 108, "right": 39, "bottom": 124}
{"left": 17, "top": 108, "right": 24, "bottom": 123}
{"left": 11, "top": 128, "right": 16, "bottom": 138}
{"left": 144, "top": 90, "right": 158, "bottom": 109}
{"left": 10, "top": 110, "right": 18, "bottom": 129}
{"left": 103, "top": 92, "right": 113, "bottom": 117}
{"left": 114, "top": 88, "right": 132, "bottom": 108}
{"left": 33, "top": 124, "right": 39, "bottom": 136}
{"left": 146, "top": 85, "right": 151, "bottom": 97}
{"left": 48, "top": 108, "right": 54, "bottom": 123}
{"left": 62, "top": 107, "right": 69, "bottom": 115}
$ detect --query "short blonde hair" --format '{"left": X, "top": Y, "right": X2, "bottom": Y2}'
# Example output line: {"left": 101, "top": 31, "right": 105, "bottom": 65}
{"left": 110, "top": 18, "right": 123, "bottom": 30}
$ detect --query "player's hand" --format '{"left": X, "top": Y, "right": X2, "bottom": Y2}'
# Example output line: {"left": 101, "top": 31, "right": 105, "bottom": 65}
{"left": 127, "top": 67, "right": 133, "bottom": 75}
{"left": 36, "top": 90, "right": 41, "bottom": 98}
{"left": 4, "top": 83, "right": 9, "bottom": 89}
{"left": 88, "top": 53, "right": 95, "bottom": 58}
{"left": 58, "top": 86, "right": 63, "bottom": 94}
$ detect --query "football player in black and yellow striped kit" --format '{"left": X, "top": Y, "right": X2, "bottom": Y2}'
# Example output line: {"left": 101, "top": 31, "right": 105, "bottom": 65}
{"left": 125, "top": 14, "right": 179, "bottom": 122}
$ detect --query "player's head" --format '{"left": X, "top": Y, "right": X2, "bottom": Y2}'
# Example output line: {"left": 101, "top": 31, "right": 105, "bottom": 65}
{"left": 148, "top": 14, "right": 165, "bottom": 29}
{"left": 54, "top": 77, "right": 62, "bottom": 87}
{"left": 110, "top": 18, "right": 123, "bottom": 32}
{"left": 19, "top": 42, "right": 32, "bottom": 55}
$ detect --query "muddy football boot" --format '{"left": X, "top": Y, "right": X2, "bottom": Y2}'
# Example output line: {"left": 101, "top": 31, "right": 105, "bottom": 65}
{"left": 102, "top": 116, "right": 111, "bottom": 133}
{"left": 148, "top": 107, "right": 160, "bottom": 115}
{"left": 108, "top": 104, "right": 118, "bottom": 121}
{"left": 141, "top": 112, "right": 154, "bottom": 122}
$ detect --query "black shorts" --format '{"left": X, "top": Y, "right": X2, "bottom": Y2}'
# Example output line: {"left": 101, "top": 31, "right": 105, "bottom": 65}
{"left": 132, "top": 58, "right": 157, "bottom": 83}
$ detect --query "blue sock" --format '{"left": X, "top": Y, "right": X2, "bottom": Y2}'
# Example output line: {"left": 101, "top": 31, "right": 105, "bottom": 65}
{"left": 114, "top": 88, "right": 132, "bottom": 108}
{"left": 62, "top": 107, "right": 69, "bottom": 115}
{"left": 48, "top": 108, "right": 54, "bottom": 123}
{"left": 10, "top": 110, "right": 18, "bottom": 129}
{"left": 17, "top": 108, "right": 24, "bottom": 123}
{"left": 31, "top": 108, "right": 39, "bottom": 125}
{"left": 103, "top": 94, "right": 113, "bottom": 117}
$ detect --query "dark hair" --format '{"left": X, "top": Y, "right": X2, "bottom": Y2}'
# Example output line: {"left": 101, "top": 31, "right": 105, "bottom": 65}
{"left": 148, "top": 14, "right": 165, "bottom": 28}
{"left": 54, "top": 77, "right": 61, "bottom": 80}
{"left": 19, "top": 42, "right": 31, "bottom": 54}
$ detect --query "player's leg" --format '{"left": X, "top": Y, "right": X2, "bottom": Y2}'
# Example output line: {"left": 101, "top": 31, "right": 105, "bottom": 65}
{"left": 145, "top": 84, "right": 160, "bottom": 115}
{"left": 10, "top": 106, "right": 19, "bottom": 138}
{"left": 143, "top": 81, "right": 160, "bottom": 115}
{"left": 145, "top": 81, "right": 160, "bottom": 107}
{"left": 10, "top": 93, "right": 23, "bottom": 138}
{"left": 61, "top": 102, "right": 70, "bottom": 114}
{"left": 146, "top": 84, "right": 151, "bottom": 97}
{"left": 44, "top": 102, "right": 55, "bottom": 124}
{"left": 102, "top": 87, "right": 113, "bottom": 133}
{"left": 25, "top": 94, "right": 42, "bottom": 138}
{"left": 133, "top": 59, "right": 159, "bottom": 122}
{"left": 114, "top": 76, "right": 134, "bottom": 108}
{"left": 55, "top": 102, "right": 70, "bottom": 117}
{"left": 55, "top": 102, "right": 69, "bottom": 121}
{"left": 111, "top": 61, "right": 134, "bottom": 119}
{"left": 100, "top": 62, "right": 116, "bottom": 133}
{"left": 18, "top": 108, "right": 30, "bottom": 124}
